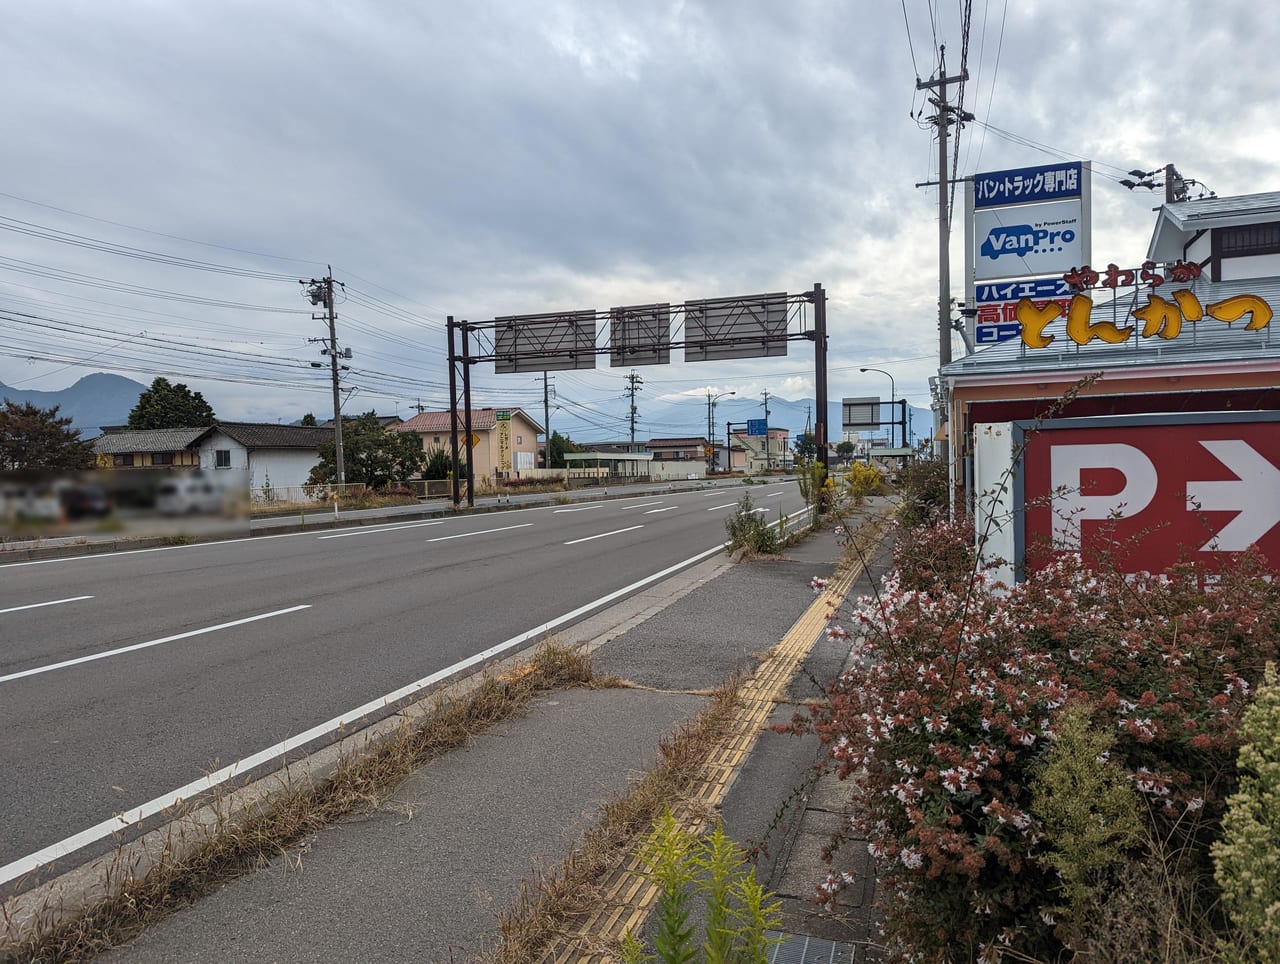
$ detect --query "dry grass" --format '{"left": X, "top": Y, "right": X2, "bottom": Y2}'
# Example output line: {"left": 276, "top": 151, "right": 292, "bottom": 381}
{"left": 0, "top": 641, "right": 596, "bottom": 964}
{"left": 479, "top": 675, "right": 744, "bottom": 963}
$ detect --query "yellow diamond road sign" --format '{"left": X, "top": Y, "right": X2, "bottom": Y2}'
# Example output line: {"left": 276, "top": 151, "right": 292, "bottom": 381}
{"left": 467, "top": 433, "right": 481, "bottom": 448}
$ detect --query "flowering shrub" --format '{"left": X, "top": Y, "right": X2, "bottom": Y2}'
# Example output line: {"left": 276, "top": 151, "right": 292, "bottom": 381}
{"left": 803, "top": 519, "right": 1280, "bottom": 961}
{"left": 844, "top": 462, "right": 883, "bottom": 504}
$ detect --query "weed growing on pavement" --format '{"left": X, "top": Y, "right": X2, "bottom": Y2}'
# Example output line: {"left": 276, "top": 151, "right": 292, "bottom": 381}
{"left": 0, "top": 641, "right": 597, "bottom": 964}
{"left": 618, "top": 812, "right": 781, "bottom": 964}
{"left": 724, "top": 494, "right": 779, "bottom": 556}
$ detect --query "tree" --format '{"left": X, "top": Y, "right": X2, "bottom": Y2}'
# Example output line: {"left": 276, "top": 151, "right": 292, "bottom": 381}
{"left": 835, "top": 440, "right": 855, "bottom": 458}
{"left": 422, "top": 445, "right": 464, "bottom": 481}
{"left": 127, "top": 377, "right": 216, "bottom": 429}
{"left": 0, "top": 401, "right": 95, "bottom": 472}
{"left": 792, "top": 432, "right": 818, "bottom": 463}
{"left": 300, "top": 412, "right": 318, "bottom": 427}
{"left": 307, "top": 412, "right": 426, "bottom": 487}
{"left": 546, "top": 430, "right": 581, "bottom": 469}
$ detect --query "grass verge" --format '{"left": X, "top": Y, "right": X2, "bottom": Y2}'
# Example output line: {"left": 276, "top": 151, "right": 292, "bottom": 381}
{"left": 0, "top": 641, "right": 598, "bottom": 964}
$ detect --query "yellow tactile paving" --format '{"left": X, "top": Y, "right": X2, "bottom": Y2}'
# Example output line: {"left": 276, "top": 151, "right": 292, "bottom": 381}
{"left": 539, "top": 565, "right": 859, "bottom": 962}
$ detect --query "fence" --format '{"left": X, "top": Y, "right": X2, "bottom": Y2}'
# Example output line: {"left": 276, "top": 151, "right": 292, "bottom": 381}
{"left": 249, "top": 482, "right": 368, "bottom": 507}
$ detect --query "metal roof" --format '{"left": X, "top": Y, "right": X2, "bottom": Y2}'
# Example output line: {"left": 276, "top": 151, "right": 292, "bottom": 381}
{"left": 943, "top": 276, "right": 1280, "bottom": 382}
{"left": 1148, "top": 191, "right": 1280, "bottom": 261}
{"left": 393, "top": 408, "right": 544, "bottom": 435}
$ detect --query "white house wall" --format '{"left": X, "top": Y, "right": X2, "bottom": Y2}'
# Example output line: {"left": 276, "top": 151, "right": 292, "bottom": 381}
{"left": 249, "top": 451, "right": 321, "bottom": 490}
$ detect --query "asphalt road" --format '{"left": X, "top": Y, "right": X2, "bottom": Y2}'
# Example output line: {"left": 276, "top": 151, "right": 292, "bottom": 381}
{"left": 0, "top": 480, "right": 805, "bottom": 888}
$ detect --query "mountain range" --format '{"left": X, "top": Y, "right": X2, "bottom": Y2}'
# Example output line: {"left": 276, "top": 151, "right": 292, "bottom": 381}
{"left": 0, "top": 373, "right": 149, "bottom": 439}
{"left": 0, "top": 372, "right": 933, "bottom": 449}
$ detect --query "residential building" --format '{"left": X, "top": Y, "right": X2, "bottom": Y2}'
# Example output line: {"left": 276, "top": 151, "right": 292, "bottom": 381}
{"left": 92, "top": 422, "right": 329, "bottom": 491}
{"left": 646, "top": 437, "right": 709, "bottom": 462}
{"left": 392, "top": 408, "right": 543, "bottom": 479}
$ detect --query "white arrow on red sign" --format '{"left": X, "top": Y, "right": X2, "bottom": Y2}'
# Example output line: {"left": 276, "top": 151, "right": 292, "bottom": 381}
{"left": 1187, "top": 440, "right": 1280, "bottom": 551}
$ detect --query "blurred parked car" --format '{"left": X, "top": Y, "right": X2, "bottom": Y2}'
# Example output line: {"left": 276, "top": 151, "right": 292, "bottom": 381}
{"left": 60, "top": 485, "right": 112, "bottom": 519}
{"left": 156, "top": 477, "right": 224, "bottom": 515}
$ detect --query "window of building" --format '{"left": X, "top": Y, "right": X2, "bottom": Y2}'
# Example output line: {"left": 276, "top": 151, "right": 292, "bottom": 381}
{"left": 215, "top": 449, "right": 231, "bottom": 468}
{"left": 516, "top": 435, "right": 523, "bottom": 444}
{"left": 151, "top": 452, "right": 174, "bottom": 466}
{"left": 1217, "top": 222, "right": 1280, "bottom": 257}
{"left": 433, "top": 435, "right": 440, "bottom": 444}
{"left": 113, "top": 454, "right": 134, "bottom": 467}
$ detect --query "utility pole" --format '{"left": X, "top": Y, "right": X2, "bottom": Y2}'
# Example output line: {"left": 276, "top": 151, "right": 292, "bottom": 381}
{"left": 917, "top": 45, "right": 969, "bottom": 468}
{"left": 302, "top": 269, "right": 346, "bottom": 485}
{"left": 625, "top": 370, "right": 643, "bottom": 446}
{"left": 542, "top": 372, "right": 554, "bottom": 468}
{"left": 917, "top": 46, "right": 968, "bottom": 371}
{"left": 760, "top": 389, "right": 771, "bottom": 469}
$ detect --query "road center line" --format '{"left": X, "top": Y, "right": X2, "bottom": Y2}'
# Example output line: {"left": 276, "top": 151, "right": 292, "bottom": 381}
{"left": 563, "top": 525, "right": 644, "bottom": 545}
{"left": 0, "top": 540, "right": 734, "bottom": 888}
{"left": 643, "top": 506, "right": 678, "bottom": 515}
{"left": 707, "top": 502, "right": 738, "bottom": 511}
{"left": 0, "top": 605, "right": 312, "bottom": 685}
{"left": 427, "top": 523, "right": 532, "bottom": 543}
{"left": 0, "top": 595, "right": 94, "bottom": 615}
{"left": 317, "top": 520, "right": 446, "bottom": 539}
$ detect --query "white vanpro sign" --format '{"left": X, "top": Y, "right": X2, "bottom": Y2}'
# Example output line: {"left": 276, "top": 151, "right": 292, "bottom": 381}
{"left": 973, "top": 198, "right": 1084, "bottom": 282}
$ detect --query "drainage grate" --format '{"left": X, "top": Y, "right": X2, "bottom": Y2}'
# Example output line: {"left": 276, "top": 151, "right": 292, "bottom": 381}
{"left": 767, "top": 931, "right": 856, "bottom": 964}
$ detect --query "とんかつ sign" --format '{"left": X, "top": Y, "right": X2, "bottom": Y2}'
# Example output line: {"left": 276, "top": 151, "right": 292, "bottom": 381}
{"left": 1017, "top": 413, "right": 1280, "bottom": 574}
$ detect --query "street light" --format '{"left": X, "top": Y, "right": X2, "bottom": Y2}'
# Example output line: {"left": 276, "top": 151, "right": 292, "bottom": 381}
{"left": 706, "top": 391, "right": 735, "bottom": 472}
{"left": 859, "top": 367, "right": 896, "bottom": 449}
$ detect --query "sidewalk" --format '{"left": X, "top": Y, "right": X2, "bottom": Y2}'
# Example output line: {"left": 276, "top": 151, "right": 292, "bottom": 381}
{"left": 91, "top": 509, "right": 891, "bottom": 963}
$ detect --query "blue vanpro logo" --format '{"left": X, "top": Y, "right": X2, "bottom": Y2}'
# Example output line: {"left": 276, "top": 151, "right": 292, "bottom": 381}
{"left": 980, "top": 224, "right": 1076, "bottom": 261}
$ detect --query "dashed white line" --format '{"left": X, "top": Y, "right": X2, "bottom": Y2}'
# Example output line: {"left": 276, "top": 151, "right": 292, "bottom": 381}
{"left": 767, "top": 492, "right": 783, "bottom": 498}
{"left": 427, "top": 523, "right": 533, "bottom": 543}
{"left": 707, "top": 502, "right": 738, "bottom": 511}
{"left": 553, "top": 505, "right": 603, "bottom": 513}
{"left": 621, "top": 501, "right": 664, "bottom": 510}
{"left": 644, "top": 506, "right": 679, "bottom": 515}
{"left": 317, "top": 520, "right": 446, "bottom": 539}
{"left": 0, "top": 595, "right": 94, "bottom": 615}
{"left": 563, "top": 525, "right": 644, "bottom": 545}
{"left": 0, "top": 605, "right": 312, "bottom": 685}
{"left": 0, "top": 540, "right": 732, "bottom": 888}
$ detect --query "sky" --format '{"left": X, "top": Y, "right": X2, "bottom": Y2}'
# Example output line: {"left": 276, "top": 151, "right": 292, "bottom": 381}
{"left": 2, "top": 0, "right": 1278, "bottom": 442}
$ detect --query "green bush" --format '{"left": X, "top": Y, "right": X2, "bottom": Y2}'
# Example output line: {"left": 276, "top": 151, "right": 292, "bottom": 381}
{"left": 724, "top": 494, "right": 779, "bottom": 555}
{"left": 895, "top": 456, "right": 949, "bottom": 527}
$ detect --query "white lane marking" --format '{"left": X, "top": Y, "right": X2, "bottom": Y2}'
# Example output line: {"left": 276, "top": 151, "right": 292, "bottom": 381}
{"left": 553, "top": 505, "right": 602, "bottom": 513}
{"left": 0, "top": 595, "right": 94, "bottom": 615}
{"left": 563, "top": 525, "right": 644, "bottom": 546}
{"left": 643, "top": 506, "right": 678, "bottom": 515}
{"left": 707, "top": 503, "right": 738, "bottom": 511}
{"left": 0, "top": 540, "right": 735, "bottom": 887}
{"left": 317, "top": 520, "right": 446, "bottom": 540}
{"left": 767, "top": 492, "right": 783, "bottom": 498}
{"left": 621, "top": 501, "right": 664, "bottom": 510}
{"left": 749, "top": 508, "right": 768, "bottom": 515}
{"left": 0, "top": 606, "right": 312, "bottom": 685}
{"left": 427, "top": 523, "right": 532, "bottom": 543}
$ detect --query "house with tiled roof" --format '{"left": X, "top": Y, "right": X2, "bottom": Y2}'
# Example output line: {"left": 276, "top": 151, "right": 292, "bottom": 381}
{"left": 93, "top": 426, "right": 211, "bottom": 469}
{"left": 93, "top": 421, "right": 330, "bottom": 491}
{"left": 392, "top": 408, "right": 543, "bottom": 479}
{"left": 197, "top": 423, "right": 331, "bottom": 490}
